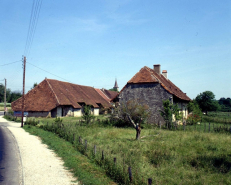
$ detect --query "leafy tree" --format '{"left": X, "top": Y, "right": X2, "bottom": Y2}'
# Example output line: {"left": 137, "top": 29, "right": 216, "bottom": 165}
{"left": 187, "top": 100, "right": 202, "bottom": 125}
{"left": 195, "top": 91, "right": 219, "bottom": 114}
{"left": 82, "top": 105, "right": 95, "bottom": 124}
{"left": 9, "top": 91, "right": 22, "bottom": 102}
{"left": 116, "top": 99, "right": 150, "bottom": 140}
{"left": 218, "top": 97, "right": 231, "bottom": 112}
{"left": 31, "top": 82, "right": 38, "bottom": 90}
{"left": 160, "top": 99, "right": 180, "bottom": 129}
{"left": 0, "top": 84, "right": 11, "bottom": 103}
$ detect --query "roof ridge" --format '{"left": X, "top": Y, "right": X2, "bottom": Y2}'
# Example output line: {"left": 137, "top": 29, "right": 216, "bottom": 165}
{"left": 46, "top": 79, "right": 60, "bottom": 105}
{"left": 100, "top": 89, "right": 110, "bottom": 100}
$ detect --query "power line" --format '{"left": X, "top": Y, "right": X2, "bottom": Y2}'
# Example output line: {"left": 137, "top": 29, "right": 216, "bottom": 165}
{"left": 24, "top": 0, "right": 43, "bottom": 56}
{"left": 0, "top": 60, "right": 21, "bottom": 67}
{"left": 27, "top": 62, "right": 71, "bottom": 82}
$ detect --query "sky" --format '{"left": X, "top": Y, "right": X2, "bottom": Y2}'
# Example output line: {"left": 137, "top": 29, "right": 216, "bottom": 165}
{"left": 0, "top": 0, "right": 230, "bottom": 100}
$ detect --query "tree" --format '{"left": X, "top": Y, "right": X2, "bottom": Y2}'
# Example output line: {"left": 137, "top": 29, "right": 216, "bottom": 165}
{"left": 82, "top": 105, "right": 95, "bottom": 124}
{"left": 218, "top": 97, "right": 231, "bottom": 112}
{"left": 0, "top": 84, "right": 11, "bottom": 103}
{"left": 187, "top": 100, "right": 202, "bottom": 125}
{"left": 160, "top": 99, "right": 180, "bottom": 129}
{"left": 9, "top": 91, "right": 22, "bottom": 102}
{"left": 117, "top": 99, "right": 150, "bottom": 140}
{"left": 195, "top": 91, "right": 219, "bottom": 114}
{"left": 31, "top": 82, "right": 38, "bottom": 90}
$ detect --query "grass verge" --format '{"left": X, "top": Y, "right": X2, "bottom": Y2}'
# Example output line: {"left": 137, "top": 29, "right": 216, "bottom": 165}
{"left": 23, "top": 125, "right": 116, "bottom": 185}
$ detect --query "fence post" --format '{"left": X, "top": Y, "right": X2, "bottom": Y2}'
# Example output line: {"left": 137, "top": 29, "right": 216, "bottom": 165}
{"left": 102, "top": 150, "right": 104, "bottom": 160}
{"left": 114, "top": 157, "right": 116, "bottom": 165}
{"left": 183, "top": 121, "right": 185, "bottom": 131}
{"left": 148, "top": 178, "right": 153, "bottom": 185}
{"left": 73, "top": 134, "right": 75, "bottom": 144}
{"left": 79, "top": 136, "right": 82, "bottom": 144}
{"left": 85, "top": 140, "right": 87, "bottom": 150}
{"left": 159, "top": 121, "right": 161, "bottom": 129}
{"left": 94, "top": 145, "right": 96, "bottom": 155}
{"left": 128, "top": 167, "right": 132, "bottom": 183}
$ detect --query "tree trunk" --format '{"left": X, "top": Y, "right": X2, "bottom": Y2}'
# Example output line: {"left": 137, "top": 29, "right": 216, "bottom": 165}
{"left": 135, "top": 126, "right": 141, "bottom": 140}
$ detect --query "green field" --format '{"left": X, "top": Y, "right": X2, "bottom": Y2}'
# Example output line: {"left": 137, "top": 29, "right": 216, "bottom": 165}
{"left": 0, "top": 103, "right": 11, "bottom": 111}
{"left": 21, "top": 112, "right": 231, "bottom": 185}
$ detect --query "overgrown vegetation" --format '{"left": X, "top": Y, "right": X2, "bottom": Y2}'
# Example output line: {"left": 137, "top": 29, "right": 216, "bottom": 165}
{"left": 23, "top": 125, "right": 116, "bottom": 185}
{"left": 82, "top": 105, "right": 95, "bottom": 124}
{"left": 22, "top": 112, "right": 231, "bottom": 185}
{"left": 3, "top": 109, "right": 19, "bottom": 122}
{"left": 160, "top": 99, "right": 181, "bottom": 128}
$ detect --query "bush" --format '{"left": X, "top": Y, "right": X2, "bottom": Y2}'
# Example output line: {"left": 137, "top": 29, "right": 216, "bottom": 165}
{"left": 82, "top": 105, "right": 95, "bottom": 124}
{"left": 24, "top": 118, "right": 39, "bottom": 126}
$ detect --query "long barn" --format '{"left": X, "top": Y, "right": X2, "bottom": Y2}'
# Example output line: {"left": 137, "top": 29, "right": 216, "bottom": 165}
{"left": 11, "top": 78, "right": 113, "bottom": 117}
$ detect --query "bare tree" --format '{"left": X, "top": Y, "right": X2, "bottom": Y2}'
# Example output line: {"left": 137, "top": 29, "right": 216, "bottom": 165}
{"left": 116, "top": 99, "right": 149, "bottom": 140}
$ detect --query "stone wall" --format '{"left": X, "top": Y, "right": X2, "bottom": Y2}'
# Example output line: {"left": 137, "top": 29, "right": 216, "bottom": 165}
{"left": 119, "top": 83, "right": 173, "bottom": 124}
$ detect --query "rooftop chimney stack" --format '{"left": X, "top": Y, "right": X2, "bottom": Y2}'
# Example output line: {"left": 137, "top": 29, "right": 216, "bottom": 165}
{"left": 162, "top": 70, "right": 168, "bottom": 79}
{"left": 154, "top": 64, "right": 161, "bottom": 74}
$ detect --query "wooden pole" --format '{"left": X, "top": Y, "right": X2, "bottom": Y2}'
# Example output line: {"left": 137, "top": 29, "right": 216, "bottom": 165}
{"left": 4, "top": 78, "right": 6, "bottom": 115}
{"left": 128, "top": 167, "right": 132, "bottom": 182}
{"left": 21, "top": 56, "right": 26, "bottom": 127}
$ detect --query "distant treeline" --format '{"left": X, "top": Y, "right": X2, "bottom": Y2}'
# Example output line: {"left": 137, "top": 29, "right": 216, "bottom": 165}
{"left": 218, "top": 97, "right": 231, "bottom": 112}
{"left": 0, "top": 84, "right": 22, "bottom": 103}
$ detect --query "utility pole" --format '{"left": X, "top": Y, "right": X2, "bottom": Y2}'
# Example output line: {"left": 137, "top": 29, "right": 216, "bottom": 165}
{"left": 4, "top": 78, "right": 6, "bottom": 115}
{"left": 21, "top": 56, "right": 26, "bottom": 127}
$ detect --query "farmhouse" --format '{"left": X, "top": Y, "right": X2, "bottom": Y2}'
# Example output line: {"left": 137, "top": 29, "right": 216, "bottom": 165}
{"left": 113, "top": 64, "right": 191, "bottom": 124}
{"left": 11, "top": 78, "right": 112, "bottom": 117}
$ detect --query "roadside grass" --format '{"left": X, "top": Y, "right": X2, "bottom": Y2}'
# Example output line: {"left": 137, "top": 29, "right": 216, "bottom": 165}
{"left": 28, "top": 114, "right": 108, "bottom": 125}
{"left": 23, "top": 125, "right": 116, "bottom": 185}
{"left": 6, "top": 111, "right": 231, "bottom": 184}
{"left": 36, "top": 121, "right": 231, "bottom": 185}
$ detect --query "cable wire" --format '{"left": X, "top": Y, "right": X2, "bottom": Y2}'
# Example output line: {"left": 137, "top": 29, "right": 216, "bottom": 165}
{"left": 27, "top": 62, "right": 71, "bottom": 82}
{"left": 24, "top": 0, "right": 43, "bottom": 56}
{"left": 0, "top": 60, "right": 21, "bottom": 66}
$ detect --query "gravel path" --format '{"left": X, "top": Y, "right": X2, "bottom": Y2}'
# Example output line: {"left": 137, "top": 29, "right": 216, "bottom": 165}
{"left": 0, "top": 116, "right": 78, "bottom": 185}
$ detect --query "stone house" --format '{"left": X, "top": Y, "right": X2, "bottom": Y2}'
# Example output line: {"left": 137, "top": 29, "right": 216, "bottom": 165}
{"left": 113, "top": 64, "right": 191, "bottom": 124}
{"left": 11, "top": 78, "right": 112, "bottom": 117}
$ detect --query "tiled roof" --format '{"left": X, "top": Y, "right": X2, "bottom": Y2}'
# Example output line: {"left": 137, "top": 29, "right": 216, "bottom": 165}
{"left": 101, "top": 89, "right": 118, "bottom": 100}
{"left": 118, "top": 66, "right": 191, "bottom": 101}
{"left": 95, "top": 89, "right": 111, "bottom": 102}
{"left": 12, "top": 79, "right": 112, "bottom": 112}
{"left": 95, "top": 88, "right": 119, "bottom": 102}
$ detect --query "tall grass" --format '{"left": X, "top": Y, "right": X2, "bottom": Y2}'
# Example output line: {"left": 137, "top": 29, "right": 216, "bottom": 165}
{"left": 25, "top": 118, "right": 231, "bottom": 185}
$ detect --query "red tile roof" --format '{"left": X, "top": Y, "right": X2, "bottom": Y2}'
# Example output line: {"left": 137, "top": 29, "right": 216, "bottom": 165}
{"left": 95, "top": 89, "right": 111, "bottom": 102}
{"left": 117, "top": 66, "right": 191, "bottom": 101}
{"left": 12, "top": 79, "right": 112, "bottom": 112}
{"left": 101, "top": 89, "right": 118, "bottom": 100}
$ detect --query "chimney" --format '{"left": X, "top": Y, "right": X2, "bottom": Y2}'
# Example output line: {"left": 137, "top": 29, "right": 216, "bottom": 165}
{"left": 162, "top": 70, "right": 168, "bottom": 79}
{"left": 154, "top": 64, "right": 161, "bottom": 74}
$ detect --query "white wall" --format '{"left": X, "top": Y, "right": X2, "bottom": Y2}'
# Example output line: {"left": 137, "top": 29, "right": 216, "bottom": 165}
{"left": 73, "top": 108, "right": 82, "bottom": 117}
{"left": 93, "top": 108, "right": 99, "bottom": 116}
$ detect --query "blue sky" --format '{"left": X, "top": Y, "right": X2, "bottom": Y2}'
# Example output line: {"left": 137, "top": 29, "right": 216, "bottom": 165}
{"left": 0, "top": 0, "right": 230, "bottom": 100}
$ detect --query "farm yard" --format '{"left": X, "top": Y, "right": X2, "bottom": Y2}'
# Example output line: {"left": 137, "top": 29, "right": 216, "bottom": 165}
{"left": 15, "top": 112, "right": 231, "bottom": 185}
